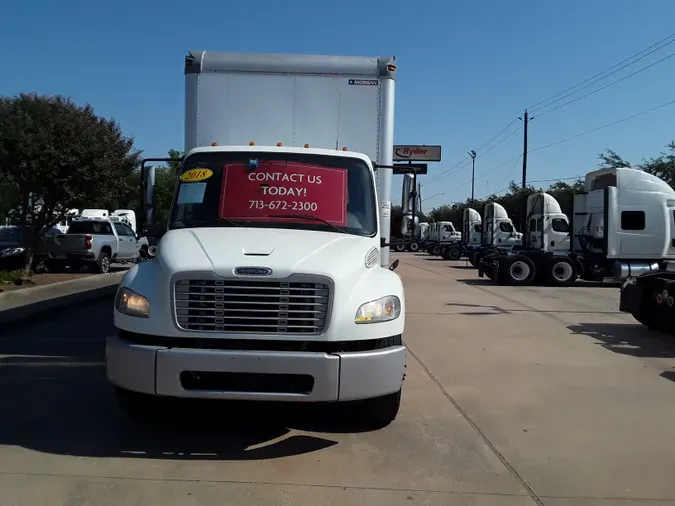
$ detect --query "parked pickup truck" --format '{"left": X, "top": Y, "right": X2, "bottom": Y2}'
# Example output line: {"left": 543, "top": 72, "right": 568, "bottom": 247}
{"left": 37, "top": 217, "right": 142, "bottom": 273}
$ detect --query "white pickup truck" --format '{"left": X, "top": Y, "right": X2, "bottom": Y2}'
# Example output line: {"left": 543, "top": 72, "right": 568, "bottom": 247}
{"left": 38, "top": 216, "right": 142, "bottom": 273}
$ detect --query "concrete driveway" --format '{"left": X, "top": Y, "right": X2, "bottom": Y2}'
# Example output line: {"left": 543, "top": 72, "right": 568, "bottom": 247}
{"left": 1, "top": 253, "right": 675, "bottom": 505}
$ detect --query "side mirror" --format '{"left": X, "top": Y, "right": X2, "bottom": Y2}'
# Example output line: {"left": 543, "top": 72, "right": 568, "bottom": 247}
{"left": 141, "top": 162, "right": 156, "bottom": 228}
{"left": 389, "top": 259, "right": 400, "bottom": 271}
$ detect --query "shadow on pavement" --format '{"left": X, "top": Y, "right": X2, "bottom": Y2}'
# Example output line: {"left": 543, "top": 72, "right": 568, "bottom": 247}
{"left": 456, "top": 278, "right": 496, "bottom": 286}
{"left": 567, "top": 322, "right": 675, "bottom": 359}
{"left": 0, "top": 297, "right": 388, "bottom": 461}
{"left": 448, "top": 265, "right": 474, "bottom": 270}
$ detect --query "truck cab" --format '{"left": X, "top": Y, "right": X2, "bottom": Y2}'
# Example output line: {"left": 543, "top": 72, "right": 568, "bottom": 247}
{"left": 481, "top": 202, "right": 523, "bottom": 248}
{"left": 107, "top": 50, "right": 406, "bottom": 426}
{"left": 524, "top": 192, "right": 570, "bottom": 252}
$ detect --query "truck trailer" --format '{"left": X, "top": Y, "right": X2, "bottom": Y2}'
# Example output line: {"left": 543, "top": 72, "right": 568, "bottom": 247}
{"left": 107, "top": 50, "right": 406, "bottom": 426}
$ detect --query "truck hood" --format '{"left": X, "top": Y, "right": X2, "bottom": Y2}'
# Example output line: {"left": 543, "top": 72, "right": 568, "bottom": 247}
{"left": 156, "top": 227, "right": 378, "bottom": 279}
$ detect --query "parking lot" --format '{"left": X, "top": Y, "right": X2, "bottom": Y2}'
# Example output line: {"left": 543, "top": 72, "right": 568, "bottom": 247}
{"left": 2, "top": 252, "right": 675, "bottom": 505}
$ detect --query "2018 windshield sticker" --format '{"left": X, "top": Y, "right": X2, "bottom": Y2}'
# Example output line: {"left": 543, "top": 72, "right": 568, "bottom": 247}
{"left": 180, "top": 168, "right": 213, "bottom": 182}
{"left": 219, "top": 162, "right": 347, "bottom": 226}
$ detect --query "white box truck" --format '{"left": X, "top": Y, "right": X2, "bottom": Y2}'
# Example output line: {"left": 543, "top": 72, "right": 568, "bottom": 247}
{"left": 107, "top": 50, "right": 406, "bottom": 426}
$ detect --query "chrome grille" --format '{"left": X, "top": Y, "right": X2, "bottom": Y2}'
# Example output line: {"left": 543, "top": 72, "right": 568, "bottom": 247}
{"left": 174, "top": 278, "right": 330, "bottom": 333}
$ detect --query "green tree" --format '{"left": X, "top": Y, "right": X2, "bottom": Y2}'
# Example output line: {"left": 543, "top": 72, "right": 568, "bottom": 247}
{"left": 0, "top": 93, "right": 140, "bottom": 270}
{"left": 638, "top": 141, "right": 675, "bottom": 188}
{"left": 597, "top": 142, "right": 675, "bottom": 188}
{"left": 597, "top": 149, "right": 631, "bottom": 169}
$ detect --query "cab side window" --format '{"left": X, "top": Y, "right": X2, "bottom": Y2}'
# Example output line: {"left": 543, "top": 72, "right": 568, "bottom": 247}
{"left": 552, "top": 218, "right": 569, "bottom": 233}
{"left": 499, "top": 222, "right": 513, "bottom": 233}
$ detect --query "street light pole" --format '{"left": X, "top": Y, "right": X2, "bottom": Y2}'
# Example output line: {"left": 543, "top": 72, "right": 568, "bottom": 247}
{"left": 468, "top": 150, "right": 477, "bottom": 205}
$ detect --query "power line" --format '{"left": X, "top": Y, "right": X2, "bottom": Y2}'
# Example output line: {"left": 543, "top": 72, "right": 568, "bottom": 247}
{"left": 534, "top": 50, "right": 675, "bottom": 117}
{"left": 527, "top": 31, "right": 675, "bottom": 111}
{"left": 437, "top": 97, "right": 675, "bottom": 199}
{"left": 501, "top": 154, "right": 523, "bottom": 183}
{"left": 431, "top": 32, "right": 675, "bottom": 191}
{"left": 475, "top": 117, "right": 520, "bottom": 152}
{"left": 529, "top": 97, "right": 675, "bottom": 154}
{"left": 427, "top": 123, "right": 523, "bottom": 184}
{"left": 492, "top": 176, "right": 584, "bottom": 196}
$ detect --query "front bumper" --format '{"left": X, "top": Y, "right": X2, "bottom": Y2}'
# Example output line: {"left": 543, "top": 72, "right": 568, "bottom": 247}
{"left": 106, "top": 331, "right": 406, "bottom": 402}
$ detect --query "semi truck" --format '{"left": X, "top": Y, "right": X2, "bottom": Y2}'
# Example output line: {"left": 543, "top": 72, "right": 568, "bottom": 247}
{"left": 469, "top": 202, "right": 523, "bottom": 267}
{"left": 107, "top": 50, "right": 406, "bottom": 426}
{"left": 440, "top": 208, "right": 482, "bottom": 261}
{"left": 477, "top": 192, "right": 572, "bottom": 285}
{"left": 425, "top": 221, "right": 461, "bottom": 256}
{"left": 481, "top": 167, "right": 673, "bottom": 289}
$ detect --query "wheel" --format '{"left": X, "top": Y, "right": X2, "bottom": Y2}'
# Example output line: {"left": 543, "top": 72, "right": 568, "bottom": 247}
{"left": 115, "top": 387, "right": 162, "bottom": 423}
{"left": 394, "top": 243, "right": 406, "bottom": 252}
{"left": 500, "top": 255, "right": 536, "bottom": 286}
{"left": 409, "top": 242, "right": 420, "bottom": 252}
{"left": 447, "top": 246, "right": 462, "bottom": 260}
{"left": 432, "top": 245, "right": 441, "bottom": 256}
{"left": 361, "top": 389, "right": 402, "bottom": 428}
{"left": 138, "top": 245, "right": 149, "bottom": 262}
{"left": 546, "top": 257, "right": 578, "bottom": 287}
{"left": 90, "top": 251, "right": 111, "bottom": 274}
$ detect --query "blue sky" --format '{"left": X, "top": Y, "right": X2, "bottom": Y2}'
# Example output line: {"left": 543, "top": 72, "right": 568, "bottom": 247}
{"left": 2, "top": 0, "right": 675, "bottom": 210}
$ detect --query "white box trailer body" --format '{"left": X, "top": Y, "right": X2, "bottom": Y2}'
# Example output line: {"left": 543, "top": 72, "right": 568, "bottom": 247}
{"left": 108, "top": 50, "right": 405, "bottom": 426}
{"left": 184, "top": 50, "right": 395, "bottom": 258}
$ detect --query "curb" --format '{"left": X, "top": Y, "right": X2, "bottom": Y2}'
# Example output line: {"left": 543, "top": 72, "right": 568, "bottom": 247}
{"left": 0, "top": 271, "right": 126, "bottom": 326}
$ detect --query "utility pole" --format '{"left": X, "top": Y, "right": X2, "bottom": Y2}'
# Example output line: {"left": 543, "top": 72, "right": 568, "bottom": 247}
{"left": 468, "top": 150, "right": 477, "bottom": 204}
{"left": 519, "top": 110, "right": 529, "bottom": 189}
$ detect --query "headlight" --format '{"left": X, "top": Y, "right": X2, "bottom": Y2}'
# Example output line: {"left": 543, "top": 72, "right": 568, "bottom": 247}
{"left": 355, "top": 295, "right": 401, "bottom": 323}
{"left": 0, "top": 247, "right": 25, "bottom": 257}
{"left": 115, "top": 287, "right": 151, "bottom": 318}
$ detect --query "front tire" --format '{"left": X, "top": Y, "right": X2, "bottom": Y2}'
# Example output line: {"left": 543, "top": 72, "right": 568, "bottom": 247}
{"left": 115, "top": 387, "right": 162, "bottom": 423}
{"left": 500, "top": 255, "right": 536, "bottom": 286}
{"left": 447, "top": 246, "right": 462, "bottom": 260}
{"left": 409, "top": 242, "right": 420, "bottom": 252}
{"left": 362, "top": 389, "right": 402, "bottom": 428}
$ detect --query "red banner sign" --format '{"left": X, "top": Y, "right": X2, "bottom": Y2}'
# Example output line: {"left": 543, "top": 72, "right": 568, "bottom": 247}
{"left": 219, "top": 161, "right": 348, "bottom": 226}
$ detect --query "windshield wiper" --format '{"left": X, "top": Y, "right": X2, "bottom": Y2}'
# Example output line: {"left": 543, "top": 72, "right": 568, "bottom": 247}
{"left": 267, "top": 214, "right": 348, "bottom": 234}
{"left": 173, "top": 217, "right": 247, "bottom": 228}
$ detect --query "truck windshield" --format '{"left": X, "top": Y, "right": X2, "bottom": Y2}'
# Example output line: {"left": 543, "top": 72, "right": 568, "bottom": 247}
{"left": 67, "top": 221, "right": 114, "bottom": 235}
{"left": 170, "top": 151, "right": 377, "bottom": 237}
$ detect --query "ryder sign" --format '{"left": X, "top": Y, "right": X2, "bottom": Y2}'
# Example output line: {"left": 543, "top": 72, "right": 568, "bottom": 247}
{"left": 393, "top": 145, "right": 442, "bottom": 162}
{"left": 219, "top": 161, "right": 347, "bottom": 226}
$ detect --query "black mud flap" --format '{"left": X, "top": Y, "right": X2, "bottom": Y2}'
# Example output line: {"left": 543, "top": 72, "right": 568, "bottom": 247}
{"left": 477, "top": 262, "right": 484, "bottom": 277}
{"left": 619, "top": 282, "right": 644, "bottom": 314}
{"left": 490, "top": 261, "right": 499, "bottom": 281}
